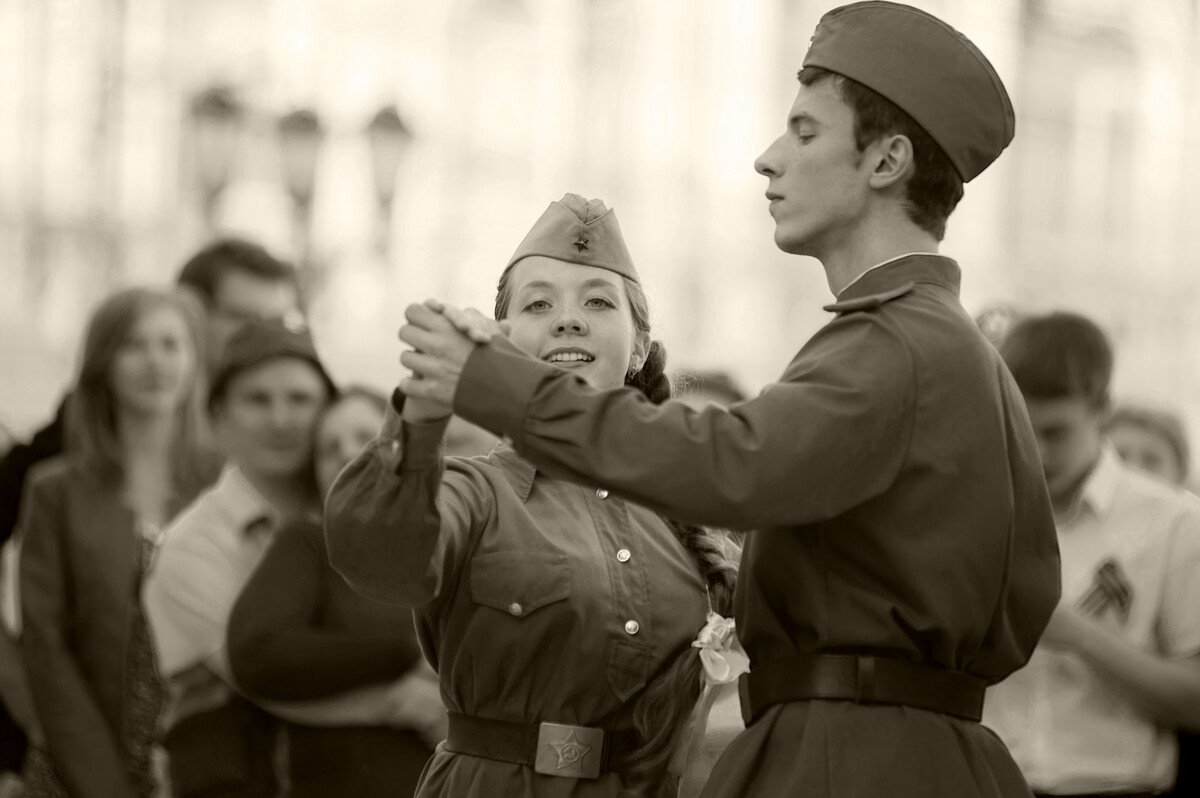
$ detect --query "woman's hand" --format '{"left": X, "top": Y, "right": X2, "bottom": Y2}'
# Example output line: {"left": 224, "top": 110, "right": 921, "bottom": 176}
{"left": 399, "top": 302, "right": 477, "bottom": 407}
{"left": 424, "top": 298, "right": 510, "bottom": 344}
{"left": 400, "top": 382, "right": 452, "bottom": 424}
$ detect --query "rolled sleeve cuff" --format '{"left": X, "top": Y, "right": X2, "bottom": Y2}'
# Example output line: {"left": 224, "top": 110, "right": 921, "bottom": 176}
{"left": 453, "top": 338, "right": 552, "bottom": 445}
{"left": 384, "top": 389, "right": 452, "bottom": 472}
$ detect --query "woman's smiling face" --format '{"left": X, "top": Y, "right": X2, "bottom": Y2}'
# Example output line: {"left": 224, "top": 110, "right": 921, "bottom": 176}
{"left": 502, "top": 256, "right": 640, "bottom": 391}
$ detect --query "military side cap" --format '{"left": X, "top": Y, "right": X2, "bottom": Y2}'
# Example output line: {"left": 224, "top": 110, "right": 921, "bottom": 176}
{"left": 803, "top": 1, "right": 1014, "bottom": 182}
{"left": 505, "top": 194, "right": 639, "bottom": 284}
{"left": 208, "top": 317, "right": 337, "bottom": 413}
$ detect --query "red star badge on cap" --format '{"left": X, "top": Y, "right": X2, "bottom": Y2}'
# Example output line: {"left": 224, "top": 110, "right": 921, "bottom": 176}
{"left": 573, "top": 235, "right": 589, "bottom": 252}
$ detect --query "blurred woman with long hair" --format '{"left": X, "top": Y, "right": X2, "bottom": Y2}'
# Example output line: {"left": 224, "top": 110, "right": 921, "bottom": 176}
{"left": 19, "top": 286, "right": 220, "bottom": 797}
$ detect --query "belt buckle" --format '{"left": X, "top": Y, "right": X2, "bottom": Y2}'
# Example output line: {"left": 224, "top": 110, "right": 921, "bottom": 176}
{"left": 533, "top": 722, "right": 605, "bottom": 779}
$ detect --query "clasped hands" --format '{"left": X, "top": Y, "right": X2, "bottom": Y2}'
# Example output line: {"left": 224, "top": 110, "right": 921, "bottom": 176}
{"left": 397, "top": 300, "right": 508, "bottom": 421}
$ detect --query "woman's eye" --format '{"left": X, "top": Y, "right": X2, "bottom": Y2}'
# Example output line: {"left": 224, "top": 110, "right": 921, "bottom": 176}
{"left": 523, "top": 299, "right": 550, "bottom": 312}
{"left": 585, "top": 297, "right": 614, "bottom": 309}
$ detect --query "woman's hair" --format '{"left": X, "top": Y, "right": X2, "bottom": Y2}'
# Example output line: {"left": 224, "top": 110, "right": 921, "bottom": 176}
{"left": 67, "top": 286, "right": 211, "bottom": 490}
{"left": 496, "top": 263, "right": 739, "bottom": 796}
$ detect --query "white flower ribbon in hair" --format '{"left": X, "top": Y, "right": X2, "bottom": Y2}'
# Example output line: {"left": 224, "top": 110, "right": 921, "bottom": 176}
{"left": 691, "top": 611, "right": 750, "bottom": 686}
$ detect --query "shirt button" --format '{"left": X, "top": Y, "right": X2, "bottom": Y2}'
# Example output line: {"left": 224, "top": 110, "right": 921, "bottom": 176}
{"left": 390, "top": 440, "right": 400, "bottom": 454}
{"left": 616, "top": 548, "right": 631, "bottom": 563}
{"left": 596, "top": 489, "right": 609, "bottom": 500}
{"left": 624, "top": 620, "right": 640, "bottom": 635}
{"left": 508, "top": 603, "right": 523, "bottom": 616}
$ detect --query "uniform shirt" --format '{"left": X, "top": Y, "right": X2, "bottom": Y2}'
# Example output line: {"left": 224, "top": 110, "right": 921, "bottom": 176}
{"left": 984, "top": 445, "right": 1200, "bottom": 794}
{"left": 449, "top": 255, "right": 1061, "bottom": 798}
{"left": 143, "top": 466, "right": 278, "bottom": 728}
{"left": 325, "top": 404, "right": 708, "bottom": 798}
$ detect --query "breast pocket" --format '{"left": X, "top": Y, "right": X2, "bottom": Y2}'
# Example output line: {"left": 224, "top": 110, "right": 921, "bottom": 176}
{"left": 469, "top": 551, "right": 570, "bottom": 619}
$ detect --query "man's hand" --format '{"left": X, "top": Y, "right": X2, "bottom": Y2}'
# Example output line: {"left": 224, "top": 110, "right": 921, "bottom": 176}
{"left": 424, "top": 298, "right": 510, "bottom": 344}
{"left": 398, "top": 302, "right": 478, "bottom": 408}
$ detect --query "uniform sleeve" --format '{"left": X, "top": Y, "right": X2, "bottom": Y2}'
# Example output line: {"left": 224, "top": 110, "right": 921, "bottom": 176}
{"left": 1159, "top": 505, "right": 1200, "bottom": 658}
{"left": 143, "top": 525, "right": 239, "bottom": 680}
{"left": 227, "top": 520, "right": 422, "bottom": 701}
{"left": 325, "top": 396, "right": 494, "bottom": 608}
{"left": 454, "top": 314, "right": 916, "bottom": 529}
{"left": 19, "top": 469, "right": 135, "bottom": 798}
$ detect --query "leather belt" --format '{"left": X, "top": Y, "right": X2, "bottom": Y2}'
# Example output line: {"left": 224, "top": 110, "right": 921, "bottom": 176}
{"left": 740, "top": 653, "right": 986, "bottom": 724}
{"left": 445, "top": 713, "right": 637, "bottom": 780}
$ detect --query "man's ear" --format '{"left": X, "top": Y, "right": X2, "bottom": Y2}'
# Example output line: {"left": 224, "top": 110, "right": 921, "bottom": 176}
{"left": 867, "top": 133, "right": 915, "bottom": 191}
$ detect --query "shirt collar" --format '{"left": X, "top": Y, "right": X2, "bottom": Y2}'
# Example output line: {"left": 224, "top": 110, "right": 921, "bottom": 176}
{"left": 490, "top": 441, "right": 537, "bottom": 502}
{"left": 212, "top": 466, "right": 279, "bottom": 536}
{"left": 1076, "top": 444, "right": 1123, "bottom": 521}
{"left": 836, "top": 253, "right": 960, "bottom": 302}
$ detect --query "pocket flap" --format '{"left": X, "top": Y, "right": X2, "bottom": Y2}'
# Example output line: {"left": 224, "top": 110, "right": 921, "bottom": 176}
{"left": 469, "top": 551, "right": 570, "bottom": 617}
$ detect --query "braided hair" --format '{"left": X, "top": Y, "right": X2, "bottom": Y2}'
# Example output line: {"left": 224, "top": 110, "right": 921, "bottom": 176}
{"left": 495, "top": 267, "right": 740, "bottom": 796}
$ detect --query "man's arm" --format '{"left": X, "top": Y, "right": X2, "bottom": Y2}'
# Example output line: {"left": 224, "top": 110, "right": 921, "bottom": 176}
{"left": 1041, "top": 507, "right": 1200, "bottom": 732}
{"left": 444, "top": 314, "right": 916, "bottom": 530}
{"left": 1042, "top": 608, "right": 1200, "bottom": 732}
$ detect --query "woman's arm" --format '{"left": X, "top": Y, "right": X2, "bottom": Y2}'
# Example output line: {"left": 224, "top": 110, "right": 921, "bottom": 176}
{"left": 19, "top": 468, "right": 136, "bottom": 798}
{"left": 227, "top": 520, "right": 423, "bottom": 701}
{"left": 324, "top": 396, "right": 491, "bottom": 607}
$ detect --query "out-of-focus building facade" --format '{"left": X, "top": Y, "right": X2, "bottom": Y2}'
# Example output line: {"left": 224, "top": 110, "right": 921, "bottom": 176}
{"left": 1, "top": 0, "right": 1198, "bottom": 448}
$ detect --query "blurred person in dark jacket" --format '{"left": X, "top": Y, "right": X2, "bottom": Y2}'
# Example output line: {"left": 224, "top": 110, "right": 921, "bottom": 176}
{"left": 18, "top": 287, "right": 220, "bottom": 797}
{"left": 227, "top": 386, "right": 451, "bottom": 797}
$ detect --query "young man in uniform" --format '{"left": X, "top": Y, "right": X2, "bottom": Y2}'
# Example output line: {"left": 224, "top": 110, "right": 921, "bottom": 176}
{"left": 391, "top": 3, "right": 1060, "bottom": 796}
{"left": 986, "top": 312, "right": 1200, "bottom": 798}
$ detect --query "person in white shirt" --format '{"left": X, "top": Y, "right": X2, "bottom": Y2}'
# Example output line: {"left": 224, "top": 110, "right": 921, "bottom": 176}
{"left": 145, "top": 319, "right": 428, "bottom": 797}
{"left": 984, "top": 311, "right": 1200, "bottom": 798}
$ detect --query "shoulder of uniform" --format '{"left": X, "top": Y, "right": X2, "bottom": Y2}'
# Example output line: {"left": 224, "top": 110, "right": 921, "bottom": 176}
{"left": 823, "top": 281, "right": 916, "bottom": 315}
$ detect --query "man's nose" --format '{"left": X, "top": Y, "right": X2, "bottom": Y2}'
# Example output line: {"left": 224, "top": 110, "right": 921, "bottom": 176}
{"left": 754, "top": 138, "right": 781, "bottom": 177}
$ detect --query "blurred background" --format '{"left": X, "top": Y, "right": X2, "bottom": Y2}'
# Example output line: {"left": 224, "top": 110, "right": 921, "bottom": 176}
{"left": 2, "top": 0, "right": 1199, "bottom": 446}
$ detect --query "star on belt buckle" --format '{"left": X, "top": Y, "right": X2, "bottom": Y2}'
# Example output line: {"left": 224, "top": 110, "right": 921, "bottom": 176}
{"left": 534, "top": 722, "right": 604, "bottom": 779}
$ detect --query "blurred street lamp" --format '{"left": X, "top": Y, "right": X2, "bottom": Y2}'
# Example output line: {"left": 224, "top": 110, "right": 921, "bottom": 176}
{"left": 189, "top": 87, "right": 245, "bottom": 233}
{"left": 365, "top": 105, "right": 412, "bottom": 255}
{"left": 277, "top": 108, "right": 325, "bottom": 295}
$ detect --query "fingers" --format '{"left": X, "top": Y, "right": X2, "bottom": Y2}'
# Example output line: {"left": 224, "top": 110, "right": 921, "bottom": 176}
{"left": 399, "top": 349, "right": 451, "bottom": 378}
{"left": 440, "top": 305, "right": 499, "bottom": 344}
{"left": 404, "top": 302, "right": 455, "bottom": 333}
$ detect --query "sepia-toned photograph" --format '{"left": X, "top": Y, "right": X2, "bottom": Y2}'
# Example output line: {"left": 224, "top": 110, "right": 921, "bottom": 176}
{"left": 0, "top": 1, "right": 1197, "bottom": 796}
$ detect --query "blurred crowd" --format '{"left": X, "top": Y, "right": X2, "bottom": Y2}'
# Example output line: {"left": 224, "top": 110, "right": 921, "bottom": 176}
{"left": 0, "top": 233, "right": 1195, "bottom": 797}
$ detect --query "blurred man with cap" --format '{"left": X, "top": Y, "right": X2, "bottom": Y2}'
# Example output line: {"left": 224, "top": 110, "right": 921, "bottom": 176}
{"left": 143, "top": 318, "right": 337, "bottom": 798}
{"left": 394, "top": 3, "right": 1059, "bottom": 796}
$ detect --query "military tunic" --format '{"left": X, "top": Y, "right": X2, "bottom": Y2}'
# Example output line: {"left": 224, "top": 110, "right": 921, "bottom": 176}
{"left": 450, "top": 255, "right": 1061, "bottom": 798}
{"left": 325, "top": 408, "right": 707, "bottom": 798}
